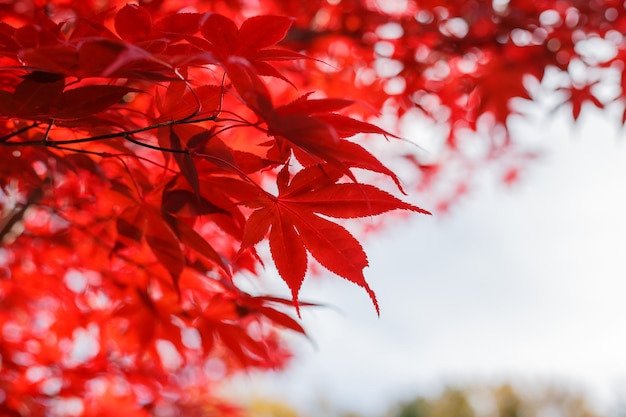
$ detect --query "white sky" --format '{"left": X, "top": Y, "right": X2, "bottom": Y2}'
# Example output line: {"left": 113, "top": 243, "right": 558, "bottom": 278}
{"left": 224, "top": 104, "right": 626, "bottom": 416}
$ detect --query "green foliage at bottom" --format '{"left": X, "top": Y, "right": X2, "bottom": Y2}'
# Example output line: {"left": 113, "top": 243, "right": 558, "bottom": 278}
{"left": 247, "top": 383, "right": 604, "bottom": 417}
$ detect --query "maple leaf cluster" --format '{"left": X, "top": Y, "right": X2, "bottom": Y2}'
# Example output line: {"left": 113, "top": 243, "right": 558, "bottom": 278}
{"left": 259, "top": 0, "right": 626, "bottom": 209}
{"left": 0, "top": 1, "right": 428, "bottom": 415}
{"left": 1, "top": 0, "right": 625, "bottom": 415}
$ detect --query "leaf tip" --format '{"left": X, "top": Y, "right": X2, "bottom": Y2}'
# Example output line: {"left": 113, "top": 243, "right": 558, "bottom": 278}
{"left": 364, "top": 282, "right": 380, "bottom": 317}
{"left": 412, "top": 205, "right": 432, "bottom": 215}
{"left": 291, "top": 288, "right": 302, "bottom": 318}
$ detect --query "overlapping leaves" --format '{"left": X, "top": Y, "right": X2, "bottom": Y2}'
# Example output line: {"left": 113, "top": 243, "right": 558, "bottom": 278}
{"left": 0, "top": 3, "right": 433, "bottom": 415}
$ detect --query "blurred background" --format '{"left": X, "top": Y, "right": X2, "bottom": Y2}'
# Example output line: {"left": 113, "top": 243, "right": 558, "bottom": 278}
{"left": 224, "top": 97, "right": 626, "bottom": 416}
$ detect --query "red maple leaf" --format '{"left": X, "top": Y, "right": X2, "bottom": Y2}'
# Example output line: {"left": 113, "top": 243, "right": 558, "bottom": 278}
{"left": 198, "top": 14, "right": 306, "bottom": 76}
{"left": 241, "top": 164, "right": 430, "bottom": 313}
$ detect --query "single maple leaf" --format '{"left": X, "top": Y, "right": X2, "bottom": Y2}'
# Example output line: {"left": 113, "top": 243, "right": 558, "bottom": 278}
{"left": 189, "top": 13, "right": 308, "bottom": 96}
{"left": 241, "top": 164, "right": 430, "bottom": 313}
{"left": 198, "top": 13, "right": 303, "bottom": 64}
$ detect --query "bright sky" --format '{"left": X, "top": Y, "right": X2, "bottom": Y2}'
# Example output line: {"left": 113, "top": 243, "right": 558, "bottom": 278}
{"left": 225, "top": 105, "right": 626, "bottom": 416}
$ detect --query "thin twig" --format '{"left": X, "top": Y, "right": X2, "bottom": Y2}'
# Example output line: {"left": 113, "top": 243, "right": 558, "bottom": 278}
{"left": 0, "top": 114, "right": 219, "bottom": 147}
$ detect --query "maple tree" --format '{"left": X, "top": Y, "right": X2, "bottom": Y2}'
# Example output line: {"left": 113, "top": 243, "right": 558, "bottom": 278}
{"left": 0, "top": 0, "right": 623, "bottom": 415}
